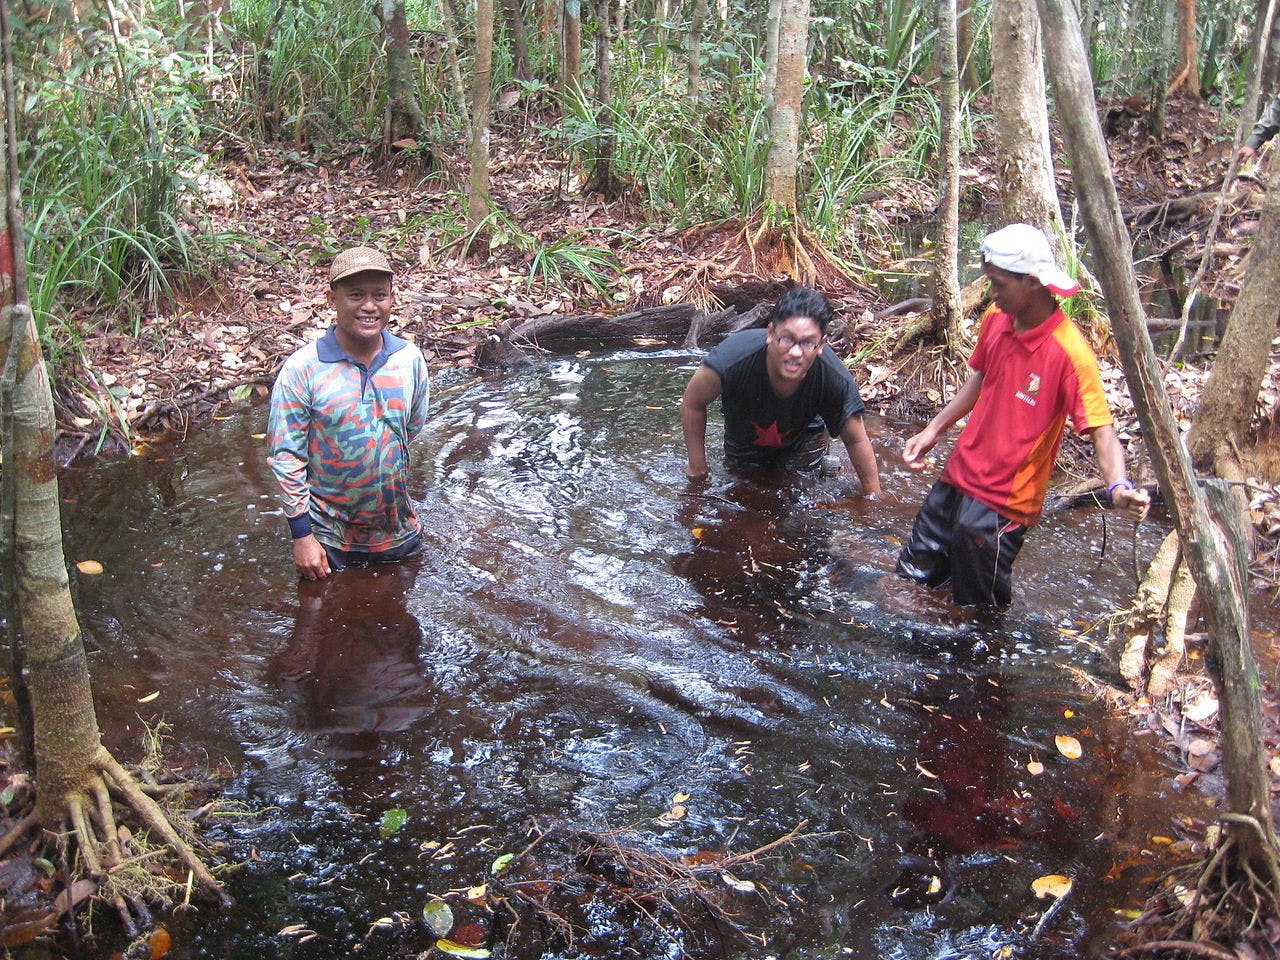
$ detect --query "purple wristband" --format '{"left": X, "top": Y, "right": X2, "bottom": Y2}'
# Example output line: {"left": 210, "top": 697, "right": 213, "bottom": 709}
{"left": 1107, "top": 479, "right": 1135, "bottom": 504}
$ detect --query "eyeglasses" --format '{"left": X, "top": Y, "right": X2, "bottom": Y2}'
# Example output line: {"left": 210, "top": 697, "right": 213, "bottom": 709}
{"left": 773, "top": 334, "right": 824, "bottom": 354}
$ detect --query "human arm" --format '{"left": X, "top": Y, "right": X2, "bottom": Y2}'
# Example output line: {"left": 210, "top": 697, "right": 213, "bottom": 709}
{"left": 1089, "top": 423, "right": 1150, "bottom": 522}
{"left": 405, "top": 350, "right": 431, "bottom": 442}
{"left": 267, "top": 363, "right": 331, "bottom": 579}
{"left": 902, "top": 372, "right": 984, "bottom": 471}
{"left": 1242, "top": 93, "right": 1280, "bottom": 157}
{"left": 681, "top": 364, "right": 723, "bottom": 478}
{"left": 839, "top": 415, "right": 882, "bottom": 496}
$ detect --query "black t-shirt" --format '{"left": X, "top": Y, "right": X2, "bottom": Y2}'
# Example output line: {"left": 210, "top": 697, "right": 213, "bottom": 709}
{"left": 702, "top": 328, "right": 867, "bottom": 469}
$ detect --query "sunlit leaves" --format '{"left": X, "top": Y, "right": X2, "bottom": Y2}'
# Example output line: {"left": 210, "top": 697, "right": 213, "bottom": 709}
{"left": 1054, "top": 735, "right": 1082, "bottom": 760}
{"left": 1031, "top": 874, "right": 1073, "bottom": 899}
{"left": 422, "top": 900, "right": 454, "bottom": 937}
{"left": 435, "top": 939, "right": 491, "bottom": 957}
{"left": 379, "top": 808, "right": 408, "bottom": 838}
{"left": 490, "top": 853, "right": 514, "bottom": 875}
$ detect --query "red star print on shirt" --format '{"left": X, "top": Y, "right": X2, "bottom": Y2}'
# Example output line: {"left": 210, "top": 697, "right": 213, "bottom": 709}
{"left": 752, "top": 421, "right": 787, "bottom": 447}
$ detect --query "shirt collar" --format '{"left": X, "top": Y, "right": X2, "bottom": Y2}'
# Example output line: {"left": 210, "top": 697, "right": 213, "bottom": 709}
{"left": 1010, "top": 307, "right": 1067, "bottom": 351}
{"left": 315, "top": 325, "right": 409, "bottom": 367}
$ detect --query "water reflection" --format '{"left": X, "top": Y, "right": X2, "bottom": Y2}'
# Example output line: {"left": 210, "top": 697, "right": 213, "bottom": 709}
{"left": 55, "top": 351, "right": 1195, "bottom": 960}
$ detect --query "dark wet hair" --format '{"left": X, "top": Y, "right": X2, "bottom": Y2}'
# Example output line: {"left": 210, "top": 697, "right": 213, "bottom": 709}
{"left": 770, "top": 286, "right": 833, "bottom": 333}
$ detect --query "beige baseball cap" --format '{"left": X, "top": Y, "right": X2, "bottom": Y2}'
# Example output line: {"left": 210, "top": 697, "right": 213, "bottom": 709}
{"left": 329, "top": 246, "right": 393, "bottom": 285}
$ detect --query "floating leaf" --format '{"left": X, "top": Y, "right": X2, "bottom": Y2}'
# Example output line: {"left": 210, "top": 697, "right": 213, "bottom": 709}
{"left": 379, "top": 808, "right": 408, "bottom": 838}
{"left": 1031, "top": 874, "right": 1073, "bottom": 899}
{"left": 1063, "top": 709, "right": 1074, "bottom": 718}
{"left": 435, "top": 938, "right": 491, "bottom": 957}
{"left": 668, "top": 804, "right": 687, "bottom": 820}
{"left": 672, "top": 791, "right": 690, "bottom": 803}
{"left": 490, "top": 853, "right": 514, "bottom": 875}
{"left": 250, "top": 432, "right": 267, "bottom": 440}
{"left": 422, "top": 900, "right": 454, "bottom": 937}
{"left": 1026, "top": 760, "right": 1044, "bottom": 776}
{"left": 1054, "top": 735, "right": 1082, "bottom": 760}
{"left": 465, "top": 884, "right": 487, "bottom": 901}
{"left": 149, "top": 925, "right": 172, "bottom": 959}
{"left": 137, "top": 691, "right": 160, "bottom": 704}
{"left": 76, "top": 560, "right": 104, "bottom": 575}
{"left": 720, "top": 872, "right": 756, "bottom": 893}
{"left": 691, "top": 527, "right": 704, "bottom": 540}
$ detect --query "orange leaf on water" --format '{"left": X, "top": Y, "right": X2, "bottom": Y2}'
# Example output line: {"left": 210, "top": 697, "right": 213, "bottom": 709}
{"left": 149, "top": 926, "right": 172, "bottom": 959}
{"left": 1054, "top": 735, "right": 1082, "bottom": 760}
{"left": 76, "top": 560, "right": 104, "bottom": 575}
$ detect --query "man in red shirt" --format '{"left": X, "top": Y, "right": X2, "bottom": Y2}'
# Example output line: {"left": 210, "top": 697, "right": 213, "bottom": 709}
{"left": 896, "top": 223, "right": 1150, "bottom": 606}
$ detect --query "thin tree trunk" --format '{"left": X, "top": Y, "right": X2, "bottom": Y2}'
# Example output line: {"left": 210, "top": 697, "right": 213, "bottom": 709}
{"left": 469, "top": 0, "right": 494, "bottom": 230}
{"left": 382, "top": 0, "right": 428, "bottom": 146}
{"left": 933, "top": 0, "right": 965, "bottom": 348}
{"left": 0, "top": 2, "right": 103, "bottom": 825}
{"left": 1187, "top": 159, "right": 1280, "bottom": 474}
{"left": 762, "top": 0, "right": 781, "bottom": 117}
{"left": 763, "top": 0, "right": 808, "bottom": 214}
{"left": 990, "top": 0, "right": 1064, "bottom": 239}
{"left": 1167, "top": 0, "right": 1201, "bottom": 97}
{"left": 589, "top": 0, "right": 616, "bottom": 195}
{"left": 1038, "top": 0, "right": 1280, "bottom": 889}
{"left": 1265, "top": 0, "right": 1280, "bottom": 94}
{"left": 439, "top": 0, "right": 474, "bottom": 141}
{"left": 560, "top": 0, "right": 581, "bottom": 94}
{"left": 504, "top": 0, "right": 532, "bottom": 82}
{"left": 686, "top": 0, "right": 709, "bottom": 107}
{"left": 957, "top": 0, "right": 980, "bottom": 93}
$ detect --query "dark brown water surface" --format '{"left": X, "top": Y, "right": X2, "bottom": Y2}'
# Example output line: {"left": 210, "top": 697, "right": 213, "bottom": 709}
{"left": 58, "top": 351, "right": 1202, "bottom": 959}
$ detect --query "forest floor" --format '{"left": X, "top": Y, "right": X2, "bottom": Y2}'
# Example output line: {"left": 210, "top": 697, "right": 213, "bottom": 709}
{"left": 23, "top": 93, "right": 1280, "bottom": 956}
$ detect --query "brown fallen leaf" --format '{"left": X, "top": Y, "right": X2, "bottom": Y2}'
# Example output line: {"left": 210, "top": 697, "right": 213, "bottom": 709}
{"left": 1055, "top": 735, "right": 1082, "bottom": 760}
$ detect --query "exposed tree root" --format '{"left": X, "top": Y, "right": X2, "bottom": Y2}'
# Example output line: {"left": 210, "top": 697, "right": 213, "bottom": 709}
{"left": 1120, "top": 530, "right": 1195, "bottom": 699}
{"left": 1121, "top": 825, "right": 1280, "bottom": 959}
{"left": 0, "top": 743, "right": 231, "bottom": 940}
{"left": 723, "top": 215, "right": 858, "bottom": 289}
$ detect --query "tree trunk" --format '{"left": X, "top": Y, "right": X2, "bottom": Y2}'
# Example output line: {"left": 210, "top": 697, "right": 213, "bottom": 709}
{"left": 469, "top": 0, "right": 494, "bottom": 230}
{"left": 382, "top": 0, "right": 428, "bottom": 146}
{"left": 763, "top": 0, "right": 809, "bottom": 215}
{"left": 1037, "top": 0, "right": 1280, "bottom": 896}
{"left": 1188, "top": 158, "right": 1280, "bottom": 475}
{"left": 686, "top": 0, "right": 710, "bottom": 107}
{"left": 1265, "top": 0, "right": 1280, "bottom": 95}
{"left": 560, "top": 0, "right": 581, "bottom": 94}
{"left": 956, "top": 0, "right": 980, "bottom": 93}
{"left": 588, "top": 0, "right": 616, "bottom": 195}
{"left": 761, "top": 0, "right": 781, "bottom": 117}
{"left": 990, "top": 0, "right": 1065, "bottom": 239}
{"left": 504, "top": 0, "right": 532, "bottom": 82}
{"left": 439, "top": 0, "right": 474, "bottom": 141}
{"left": 1167, "top": 0, "right": 1201, "bottom": 97}
{"left": 933, "top": 0, "right": 965, "bottom": 349}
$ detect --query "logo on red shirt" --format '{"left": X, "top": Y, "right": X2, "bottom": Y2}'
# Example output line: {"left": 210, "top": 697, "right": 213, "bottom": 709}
{"left": 1016, "top": 372, "right": 1041, "bottom": 407}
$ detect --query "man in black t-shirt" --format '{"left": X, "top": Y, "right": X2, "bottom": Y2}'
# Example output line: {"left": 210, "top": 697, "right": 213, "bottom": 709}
{"left": 681, "top": 287, "right": 882, "bottom": 495}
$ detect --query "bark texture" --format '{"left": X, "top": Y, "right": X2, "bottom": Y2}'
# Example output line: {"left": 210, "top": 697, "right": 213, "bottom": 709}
{"left": 763, "top": 0, "right": 809, "bottom": 214}
{"left": 381, "top": 0, "right": 428, "bottom": 145}
{"left": 1187, "top": 147, "right": 1280, "bottom": 475}
{"left": 469, "top": 0, "right": 494, "bottom": 229}
{"left": 990, "top": 0, "right": 1063, "bottom": 236}
{"left": 932, "top": 0, "right": 966, "bottom": 351}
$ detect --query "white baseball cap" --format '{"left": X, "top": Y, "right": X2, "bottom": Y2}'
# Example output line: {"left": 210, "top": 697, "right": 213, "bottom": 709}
{"left": 979, "top": 223, "right": 1081, "bottom": 297}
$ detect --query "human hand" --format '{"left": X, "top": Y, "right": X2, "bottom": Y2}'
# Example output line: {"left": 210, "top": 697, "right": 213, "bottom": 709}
{"left": 1113, "top": 485, "right": 1150, "bottom": 523}
{"left": 293, "top": 534, "right": 332, "bottom": 580}
{"left": 1238, "top": 144, "right": 1257, "bottom": 163}
{"left": 902, "top": 429, "right": 937, "bottom": 472}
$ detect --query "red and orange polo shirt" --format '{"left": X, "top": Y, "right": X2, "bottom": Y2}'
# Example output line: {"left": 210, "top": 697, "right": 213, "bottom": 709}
{"left": 941, "top": 305, "right": 1112, "bottom": 527}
